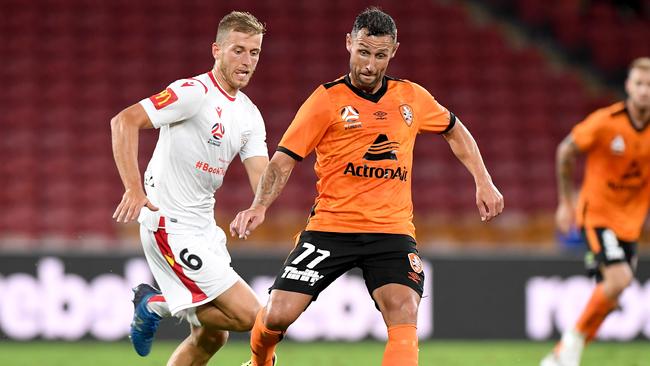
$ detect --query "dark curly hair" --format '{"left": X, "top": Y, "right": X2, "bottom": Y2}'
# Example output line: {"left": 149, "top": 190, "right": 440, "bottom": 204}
{"left": 351, "top": 7, "right": 397, "bottom": 41}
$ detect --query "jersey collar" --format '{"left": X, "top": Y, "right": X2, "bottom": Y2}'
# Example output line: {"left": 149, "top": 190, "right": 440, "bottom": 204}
{"left": 208, "top": 70, "right": 237, "bottom": 102}
{"left": 343, "top": 74, "right": 388, "bottom": 103}
{"left": 616, "top": 101, "right": 650, "bottom": 133}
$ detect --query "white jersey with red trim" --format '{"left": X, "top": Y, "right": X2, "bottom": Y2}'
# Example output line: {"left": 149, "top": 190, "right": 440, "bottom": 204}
{"left": 137, "top": 70, "right": 268, "bottom": 233}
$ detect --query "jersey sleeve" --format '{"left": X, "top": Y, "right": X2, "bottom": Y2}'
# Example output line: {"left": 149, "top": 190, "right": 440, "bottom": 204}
{"left": 139, "top": 79, "right": 207, "bottom": 128}
{"left": 239, "top": 104, "right": 269, "bottom": 161}
{"left": 277, "top": 86, "right": 333, "bottom": 161}
{"left": 412, "top": 82, "right": 453, "bottom": 134}
{"left": 570, "top": 111, "right": 604, "bottom": 152}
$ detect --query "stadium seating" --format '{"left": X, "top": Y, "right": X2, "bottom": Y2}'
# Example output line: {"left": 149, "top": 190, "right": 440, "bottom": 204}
{"left": 487, "top": 0, "right": 650, "bottom": 76}
{"left": 0, "top": 0, "right": 616, "bottom": 247}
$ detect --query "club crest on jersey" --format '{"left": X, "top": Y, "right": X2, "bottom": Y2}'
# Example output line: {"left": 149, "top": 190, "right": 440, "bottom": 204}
{"left": 340, "top": 105, "right": 362, "bottom": 130}
{"left": 149, "top": 88, "right": 178, "bottom": 110}
{"left": 208, "top": 122, "right": 225, "bottom": 146}
{"left": 610, "top": 135, "right": 625, "bottom": 155}
{"left": 400, "top": 104, "right": 414, "bottom": 126}
{"left": 408, "top": 253, "right": 423, "bottom": 273}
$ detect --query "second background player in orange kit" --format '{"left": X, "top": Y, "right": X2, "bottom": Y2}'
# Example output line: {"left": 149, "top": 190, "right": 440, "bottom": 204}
{"left": 542, "top": 57, "right": 650, "bottom": 366}
{"left": 232, "top": 7, "right": 504, "bottom": 366}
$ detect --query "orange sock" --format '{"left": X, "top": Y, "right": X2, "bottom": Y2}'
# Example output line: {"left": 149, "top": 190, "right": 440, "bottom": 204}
{"left": 382, "top": 324, "right": 418, "bottom": 366}
{"left": 575, "top": 283, "right": 617, "bottom": 342}
{"left": 250, "top": 308, "right": 283, "bottom": 366}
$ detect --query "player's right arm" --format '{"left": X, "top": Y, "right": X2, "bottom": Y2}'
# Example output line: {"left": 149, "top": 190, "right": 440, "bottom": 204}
{"left": 111, "top": 104, "right": 159, "bottom": 223}
{"left": 111, "top": 79, "right": 206, "bottom": 223}
{"left": 230, "top": 151, "right": 297, "bottom": 239}
{"left": 229, "top": 85, "right": 332, "bottom": 239}
{"left": 555, "top": 134, "right": 581, "bottom": 234}
{"left": 555, "top": 110, "right": 601, "bottom": 233}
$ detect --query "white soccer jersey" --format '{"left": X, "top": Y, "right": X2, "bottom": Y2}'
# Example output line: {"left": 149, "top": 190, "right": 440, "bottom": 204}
{"left": 137, "top": 70, "right": 268, "bottom": 233}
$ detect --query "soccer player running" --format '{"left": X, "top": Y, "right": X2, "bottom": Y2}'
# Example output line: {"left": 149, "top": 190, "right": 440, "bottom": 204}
{"left": 231, "top": 7, "right": 504, "bottom": 366}
{"left": 111, "top": 12, "right": 269, "bottom": 366}
{"left": 541, "top": 57, "right": 650, "bottom": 366}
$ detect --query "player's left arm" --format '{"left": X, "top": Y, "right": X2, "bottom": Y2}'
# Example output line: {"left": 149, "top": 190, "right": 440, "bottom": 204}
{"left": 443, "top": 119, "right": 504, "bottom": 222}
{"left": 242, "top": 155, "right": 270, "bottom": 193}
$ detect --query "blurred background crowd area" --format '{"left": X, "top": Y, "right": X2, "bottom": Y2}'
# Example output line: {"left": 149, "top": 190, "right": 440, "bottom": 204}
{"left": 1, "top": 0, "right": 649, "bottom": 252}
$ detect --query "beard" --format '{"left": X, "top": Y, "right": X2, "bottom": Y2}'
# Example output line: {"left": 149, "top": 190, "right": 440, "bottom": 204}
{"left": 219, "top": 63, "right": 254, "bottom": 91}
{"left": 353, "top": 70, "right": 380, "bottom": 92}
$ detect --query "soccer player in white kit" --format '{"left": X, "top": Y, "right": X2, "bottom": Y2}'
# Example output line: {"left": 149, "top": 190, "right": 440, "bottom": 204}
{"left": 111, "top": 12, "right": 269, "bottom": 366}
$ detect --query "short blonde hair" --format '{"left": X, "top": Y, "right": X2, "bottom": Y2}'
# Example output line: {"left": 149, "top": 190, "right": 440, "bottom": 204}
{"left": 629, "top": 57, "right": 650, "bottom": 73}
{"left": 216, "top": 11, "right": 265, "bottom": 44}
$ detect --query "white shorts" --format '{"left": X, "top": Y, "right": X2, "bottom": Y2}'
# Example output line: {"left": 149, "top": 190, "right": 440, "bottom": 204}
{"left": 139, "top": 217, "right": 240, "bottom": 316}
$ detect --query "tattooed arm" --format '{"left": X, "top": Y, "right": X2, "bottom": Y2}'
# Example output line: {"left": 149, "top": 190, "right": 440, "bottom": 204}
{"left": 230, "top": 151, "right": 297, "bottom": 239}
{"left": 555, "top": 134, "right": 581, "bottom": 233}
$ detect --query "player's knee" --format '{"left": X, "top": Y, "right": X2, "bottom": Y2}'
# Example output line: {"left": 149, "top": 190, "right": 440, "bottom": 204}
{"left": 189, "top": 327, "right": 229, "bottom": 357}
{"left": 204, "top": 328, "right": 229, "bottom": 348}
{"left": 613, "top": 270, "right": 634, "bottom": 292}
{"left": 381, "top": 295, "right": 419, "bottom": 322}
{"left": 263, "top": 307, "right": 295, "bottom": 331}
{"left": 603, "top": 265, "right": 634, "bottom": 297}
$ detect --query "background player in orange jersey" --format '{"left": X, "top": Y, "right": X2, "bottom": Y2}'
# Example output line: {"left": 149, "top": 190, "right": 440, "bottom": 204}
{"left": 231, "top": 7, "right": 503, "bottom": 366}
{"left": 542, "top": 57, "right": 650, "bottom": 366}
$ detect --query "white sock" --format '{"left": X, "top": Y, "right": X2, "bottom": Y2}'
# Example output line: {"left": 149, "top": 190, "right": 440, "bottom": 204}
{"left": 146, "top": 296, "right": 171, "bottom": 317}
{"left": 178, "top": 308, "right": 202, "bottom": 327}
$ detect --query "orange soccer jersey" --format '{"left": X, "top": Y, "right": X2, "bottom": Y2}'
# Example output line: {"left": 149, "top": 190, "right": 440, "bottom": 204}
{"left": 572, "top": 101, "right": 650, "bottom": 241}
{"left": 278, "top": 75, "right": 454, "bottom": 238}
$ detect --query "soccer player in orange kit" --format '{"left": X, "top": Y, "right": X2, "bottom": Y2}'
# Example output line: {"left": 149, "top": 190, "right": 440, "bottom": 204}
{"left": 232, "top": 7, "right": 504, "bottom": 366}
{"left": 542, "top": 57, "right": 650, "bottom": 366}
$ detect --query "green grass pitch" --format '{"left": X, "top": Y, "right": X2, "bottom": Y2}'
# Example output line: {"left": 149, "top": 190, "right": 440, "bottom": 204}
{"left": 0, "top": 340, "right": 647, "bottom": 366}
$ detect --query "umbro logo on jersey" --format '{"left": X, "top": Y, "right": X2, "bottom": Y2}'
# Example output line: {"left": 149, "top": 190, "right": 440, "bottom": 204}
{"left": 373, "top": 111, "right": 387, "bottom": 120}
{"left": 363, "top": 134, "right": 398, "bottom": 161}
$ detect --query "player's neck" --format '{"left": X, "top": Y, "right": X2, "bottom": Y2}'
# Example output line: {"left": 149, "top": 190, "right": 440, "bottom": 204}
{"left": 348, "top": 73, "right": 383, "bottom": 94}
{"left": 626, "top": 100, "right": 650, "bottom": 129}
{"left": 211, "top": 68, "right": 238, "bottom": 97}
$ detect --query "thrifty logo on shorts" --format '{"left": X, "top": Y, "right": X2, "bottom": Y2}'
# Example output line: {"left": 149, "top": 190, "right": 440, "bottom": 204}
{"left": 195, "top": 161, "right": 226, "bottom": 176}
{"left": 281, "top": 266, "right": 323, "bottom": 286}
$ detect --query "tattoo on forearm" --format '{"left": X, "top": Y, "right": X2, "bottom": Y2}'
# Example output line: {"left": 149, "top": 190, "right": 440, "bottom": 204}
{"left": 253, "top": 162, "right": 291, "bottom": 207}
